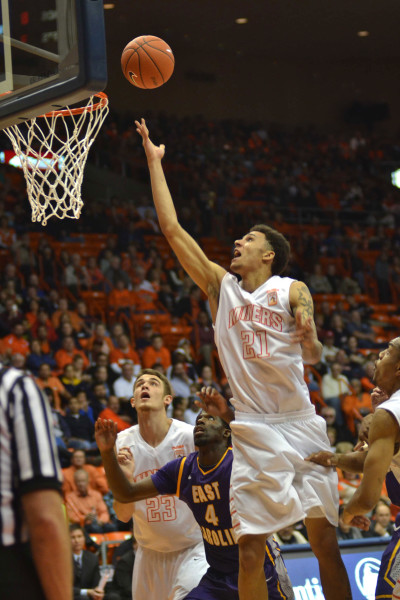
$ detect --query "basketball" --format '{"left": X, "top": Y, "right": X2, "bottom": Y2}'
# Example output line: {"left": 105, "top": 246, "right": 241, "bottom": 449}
{"left": 121, "top": 36, "right": 175, "bottom": 90}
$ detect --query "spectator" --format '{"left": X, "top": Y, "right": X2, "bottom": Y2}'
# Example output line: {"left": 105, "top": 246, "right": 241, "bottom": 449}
{"left": 307, "top": 264, "right": 332, "bottom": 294}
{"left": 321, "top": 362, "right": 351, "bottom": 426}
{"left": 63, "top": 253, "right": 90, "bottom": 296}
{"left": 321, "top": 331, "right": 340, "bottom": 365}
{"left": 190, "top": 310, "right": 214, "bottom": 366}
{"left": 363, "top": 500, "right": 394, "bottom": 539}
{"left": 86, "top": 256, "right": 106, "bottom": 291}
{"left": 89, "top": 382, "right": 109, "bottom": 421}
{"left": 76, "top": 390, "right": 96, "bottom": 424}
{"left": 360, "top": 361, "right": 376, "bottom": 393}
{"left": 104, "top": 255, "right": 131, "bottom": 289}
{"left": 110, "top": 334, "right": 141, "bottom": 375}
{"left": 55, "top": 335, "right": 90, "bottom": 372}
{"left": 142, "top": 333, "right": 171, "bottom": 370}
{"left": 274, "top": 525, "right": 308, "bottom": 546}
{"left": 113, "top": 361, "right": 136, "bottom": 403}
{"left": 169, "top": 361, "right": 194, "bottom": 399}
{"left": 135, "top": 322, "right": 155, "bottom": 353}
{"left": 171, "top": 396, "right": 189, "bottom": 421}
{"left": 51, "top": 297, "right": 82, "bottom": 331}
{"left": 346, "top": 310, "right": 375, "bottom": 349}
{"left": 199, "top": 364, "right": 221, "bottom": 392}
{"left": 61, "top": 363, "right": 85, "bottom": 397}
{"left": 25, "top": 338, "right": 57, "bottom": 375}
{"left": 35, "top": 362, "right": 71, "bottom": 410}
{"left": 336, "top": 506, "right": 363, "bottom": 541}
{"left": 65, "top": 397, "right": 97, "bottom": 450}
{"left": 71, "top": 524, "right": 107, "bottom": 600}
{"left": 86, "top": 323, "right": 114, "bottom": 357}
{"left": 1, "top": 322, "right": 30, "bottom": 358}
{"left": 66, "top": 469, "right": 117, "bottom": 534}
{"left": 62, "top": 449, "right": 108, "bottom": 496}
{"left": 98, "top": 396, "right": 132, "bottom": 432}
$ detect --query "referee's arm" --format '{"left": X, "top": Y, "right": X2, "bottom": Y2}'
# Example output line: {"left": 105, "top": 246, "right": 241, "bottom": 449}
{"left": 13, "top": 375, "right": 72, "bottom": 600}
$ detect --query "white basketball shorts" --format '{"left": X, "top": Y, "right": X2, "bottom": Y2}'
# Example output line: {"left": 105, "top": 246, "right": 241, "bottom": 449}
{"left": 132, "top": 541, "right": 208, "bottom": 600}
{"left": 229, "top": 408, "right": 339, "bottom": 539}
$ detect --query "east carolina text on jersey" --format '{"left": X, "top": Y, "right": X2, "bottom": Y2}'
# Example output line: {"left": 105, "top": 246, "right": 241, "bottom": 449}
{"left": 152, "top": 448, "right": 278, "bottom": 574}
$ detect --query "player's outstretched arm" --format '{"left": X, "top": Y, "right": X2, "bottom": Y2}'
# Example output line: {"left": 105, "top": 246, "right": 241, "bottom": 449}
{"left": 95, "top": 419, "right": 158, "bottom": 503}
{"left": 343, "top": 409, "right": 398, "bottom": 522}
{"left": 135, "top": 118, "right": 226, "bottom": 304}
{"left": 289, "top": 281, "right": 322, "bottom": 364}
{"left": 305, "top": 449, "right": 367, "bottom": 473}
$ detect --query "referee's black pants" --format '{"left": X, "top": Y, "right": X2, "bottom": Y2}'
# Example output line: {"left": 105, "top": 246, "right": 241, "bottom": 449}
{"left": 0, "top": 543, "right": 46, "bottom": 600}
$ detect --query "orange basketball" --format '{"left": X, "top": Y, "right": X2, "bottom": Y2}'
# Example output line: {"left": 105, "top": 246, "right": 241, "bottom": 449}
{"left": 121, "top": 35, "right": 175, "bottom": 90}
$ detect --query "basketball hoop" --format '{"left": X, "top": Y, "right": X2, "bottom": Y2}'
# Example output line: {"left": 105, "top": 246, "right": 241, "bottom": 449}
{"left": 2, "top": 92, "right": 109, "bottom": 226}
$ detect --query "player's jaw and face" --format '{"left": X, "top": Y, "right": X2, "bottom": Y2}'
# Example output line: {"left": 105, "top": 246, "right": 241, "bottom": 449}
{"left": 131, "top": 373, "right": 172, "bottom": 413}
{"left": 193, "top": 411, "right": 229, "bottom": 446}
{"left": 373, "top": 337, "right": 400, "bottom": 393}
{"left": 230, "top": 231, "right": 275, "bottom": 275}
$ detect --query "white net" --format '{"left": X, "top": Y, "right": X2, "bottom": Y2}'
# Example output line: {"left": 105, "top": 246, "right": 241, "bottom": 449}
{"left": 3, "top": 92, "right": 109, "bottom": 226}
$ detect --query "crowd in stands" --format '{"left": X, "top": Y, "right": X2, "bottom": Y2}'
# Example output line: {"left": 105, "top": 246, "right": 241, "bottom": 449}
{"left": 1, "top": 113, "right": 400, "bottom": 565}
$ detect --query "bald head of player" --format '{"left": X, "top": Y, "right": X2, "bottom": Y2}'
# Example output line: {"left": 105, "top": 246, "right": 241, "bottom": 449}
{"left": 373, "top": 337, "right": 400, "bottom": 397}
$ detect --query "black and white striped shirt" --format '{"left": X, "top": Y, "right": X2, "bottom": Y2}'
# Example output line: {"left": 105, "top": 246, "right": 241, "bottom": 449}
{"left": 0, "top": 367, "right": 63, "bottom": 546}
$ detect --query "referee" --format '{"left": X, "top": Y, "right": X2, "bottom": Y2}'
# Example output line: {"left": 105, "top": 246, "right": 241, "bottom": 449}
{"left": 0, "top": 366, "right": 72, "bottom": 600}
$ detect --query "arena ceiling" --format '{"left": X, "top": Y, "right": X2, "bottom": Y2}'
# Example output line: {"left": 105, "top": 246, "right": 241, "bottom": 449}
{"left": 104, "top": 0, "right": 400, "bottom": 63}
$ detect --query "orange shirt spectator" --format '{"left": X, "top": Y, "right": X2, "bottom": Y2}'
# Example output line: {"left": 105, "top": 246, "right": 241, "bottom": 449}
{"left": 62, "top": 449, "right": 108, "bottom": 496}
{"left": 1, "top": 323, "right": 30, "bottom": 357}
{"left": 110, "top": 334, "right": 140, "bottom": 373}
{"left": 84, "top": 323, "right": 114, "bottom": 356}
{"left": 108, "top": 282, "right": 131, "bottom": 311}
{"left": 98, "top": 397, "right": 131, "bottom": 433}
{"left": 65, "top": 471, "right": 111, "bottom": 526}
{"left": 142, "top": 334, "right": 171, "bottom": 370}
{"left": 51, "top": 298, "right": 83, "bottom": 331}
{"left": 55, "top": 336, "right": 89, "bottom": 372}
{"left": 35, "top": 363, "right": 70, "bottom": 410}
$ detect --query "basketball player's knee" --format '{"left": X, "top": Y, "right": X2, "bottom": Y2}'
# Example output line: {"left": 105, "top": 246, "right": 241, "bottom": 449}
{"left": 238, "top": 535, "right": 266, "bottom": 573}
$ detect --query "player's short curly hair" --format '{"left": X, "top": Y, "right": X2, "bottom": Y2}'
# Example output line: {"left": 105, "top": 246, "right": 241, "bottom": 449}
{"left": 250, "top": 224, "right": 291, "bottom": 275}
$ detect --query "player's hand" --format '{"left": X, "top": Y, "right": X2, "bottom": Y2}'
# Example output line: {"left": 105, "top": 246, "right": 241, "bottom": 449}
{"left": 371, "top": 386, "right": 388, "bottom": 410}
{"left": 95, "top": 419, "right": 118, "bottom": 452}
{"left": 291, "top": 310, "right": 314, "bottom": 347}
{"left": 117, "top": 447, "right": 135, "bottom": 479}
{"left": 135, "top": 118, "right": 165, "bottom": 162}
{"left": 304, "top": 450, "right": 337, "bottom": 467}
{"left": 342, "top": 509, "right": 370, "bottom": 531}
{"left": 195, "top": 386, "right": 234, "bottom": 423}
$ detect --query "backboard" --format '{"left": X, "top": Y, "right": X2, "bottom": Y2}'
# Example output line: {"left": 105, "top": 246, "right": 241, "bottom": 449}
{"left": 0, "top": 0, "right": 107, "bottom": 129}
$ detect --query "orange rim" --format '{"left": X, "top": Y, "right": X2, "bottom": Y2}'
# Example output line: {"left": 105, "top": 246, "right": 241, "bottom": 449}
{"left": 41, "top": 91, "right": 108, "bottom": 118}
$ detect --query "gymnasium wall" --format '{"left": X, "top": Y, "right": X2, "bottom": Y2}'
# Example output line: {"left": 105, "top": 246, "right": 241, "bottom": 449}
{"left": 106, "top": 50, "right": 400, "bottom": 132}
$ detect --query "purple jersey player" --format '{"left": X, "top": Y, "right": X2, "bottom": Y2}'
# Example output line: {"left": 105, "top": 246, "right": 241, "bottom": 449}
{"left": 95, "top": 405, "right": 294, "bottom": 600}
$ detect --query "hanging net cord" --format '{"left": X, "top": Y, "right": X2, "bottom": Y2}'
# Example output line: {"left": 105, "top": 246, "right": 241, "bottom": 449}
{"left": 3, "top": 94, "right": 109, "bottom": 226}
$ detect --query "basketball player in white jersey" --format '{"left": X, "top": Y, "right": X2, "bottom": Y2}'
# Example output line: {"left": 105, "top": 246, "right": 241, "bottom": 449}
{"left": 112, "top": 369, "right": 207, "bottom": 600}
{"left": 306, "top": 337, "right": 400, "bottom": 598}
{"left": 134, "top": 118, "right": 351, "bottom": 600}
